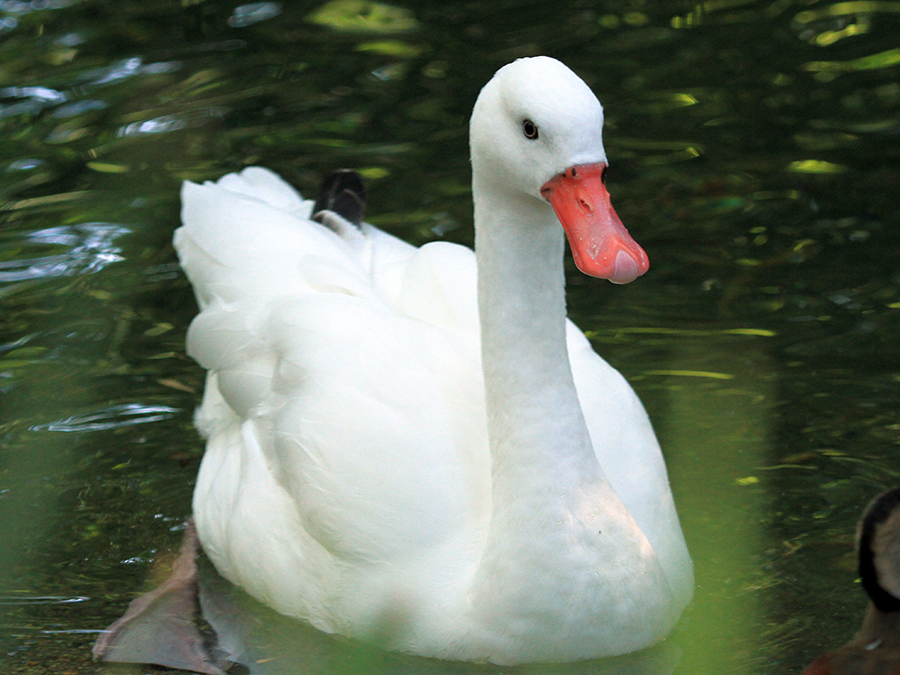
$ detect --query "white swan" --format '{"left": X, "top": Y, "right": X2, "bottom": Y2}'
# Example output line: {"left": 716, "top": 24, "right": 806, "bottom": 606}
{"left": 174, "top": 56, "right": 693, "bottom": 665}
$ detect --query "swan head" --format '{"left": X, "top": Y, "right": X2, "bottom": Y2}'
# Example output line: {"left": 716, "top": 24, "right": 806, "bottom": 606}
{"left": 470, "top": 57, "right": 648, "bottom": 284}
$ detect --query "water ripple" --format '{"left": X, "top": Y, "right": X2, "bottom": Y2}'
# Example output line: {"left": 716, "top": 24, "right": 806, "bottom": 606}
{"left": 0, "top": 85, "right": 68, "bottom": 118}
{"left": 116, "top": 107, "right": 227, "bottom": 138}
{"left": 5, "top": 158, "right": 45, "bottom": 171}
{"left": 117, "top": 114, "right": 187, "bottom": 137}
{"left": 0, "top": 57, "right": 180, "bottom": 126}
{"left": 30, "top": 403, "right": 180, "bottom": 432}
{"left": 0, "top": 1, "right": 78, "bottom": 33}
{"left": 0, "top": 594, "right": 89, "bottom": 605}
{"left": 90, "top": 57, "right": 181, "bottom": 87}
{"left": 0, "top": 223, "right": 129, "bottom": 283}
{"left": 51, "top": 99, "right": 107, "bottom": 118}
{"left": 229, "top": 2, "right": 282, "bottom": 28}
{"left": 0, "top": 0, "right": 80, "bottom": 13}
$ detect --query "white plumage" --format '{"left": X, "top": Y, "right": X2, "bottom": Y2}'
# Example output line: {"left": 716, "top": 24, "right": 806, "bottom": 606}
{"left": 175, "top": 56, "right": 692, "bottom": 664}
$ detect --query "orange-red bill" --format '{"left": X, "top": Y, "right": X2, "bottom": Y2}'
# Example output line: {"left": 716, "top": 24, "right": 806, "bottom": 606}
{"left": 541, "top": 163, "right": 648, "bottom": 284}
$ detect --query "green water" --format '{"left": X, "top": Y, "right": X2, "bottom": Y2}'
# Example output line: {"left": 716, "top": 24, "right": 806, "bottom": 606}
{"left": 2, "top": 0, "right": 900, "bottom": 672}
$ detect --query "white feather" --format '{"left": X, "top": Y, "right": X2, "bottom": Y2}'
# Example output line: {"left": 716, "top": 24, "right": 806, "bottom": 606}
{"left": 175, "top": 56, "right": 692, "bottom": 664}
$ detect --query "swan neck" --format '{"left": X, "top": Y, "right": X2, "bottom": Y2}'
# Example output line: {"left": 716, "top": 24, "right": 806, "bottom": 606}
{"left": 473, "top": 181, "right": 597, "bottom": 479}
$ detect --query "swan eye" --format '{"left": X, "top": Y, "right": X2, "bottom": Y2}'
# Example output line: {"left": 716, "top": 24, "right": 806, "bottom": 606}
{"left": 601, "top": 165, "right": 608, "bottom": 184}
{"left": 522, "top": 119, "right": 539, "bottom": 140}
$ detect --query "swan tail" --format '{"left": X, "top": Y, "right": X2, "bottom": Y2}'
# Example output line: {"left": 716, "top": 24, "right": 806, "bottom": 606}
{"left": 312, "top": 169, "right": 366, "bottom": 228}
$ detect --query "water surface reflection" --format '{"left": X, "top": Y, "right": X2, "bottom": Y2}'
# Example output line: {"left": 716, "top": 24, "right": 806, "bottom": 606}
{"left": 1, "top": 1, "right": 899, "bottom": 673}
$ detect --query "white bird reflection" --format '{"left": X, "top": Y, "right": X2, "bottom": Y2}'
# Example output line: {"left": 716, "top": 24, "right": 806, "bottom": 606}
{"left": 96, "top": 536, "right": 684, "bottom": 675}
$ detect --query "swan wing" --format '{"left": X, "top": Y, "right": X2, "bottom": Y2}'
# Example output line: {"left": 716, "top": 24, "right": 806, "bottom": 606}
{"left": 175, "top": 168, "right": 489, "bottom": 628}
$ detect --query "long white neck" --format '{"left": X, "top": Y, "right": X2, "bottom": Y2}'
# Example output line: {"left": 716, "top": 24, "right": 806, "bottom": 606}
{"left": 473, "top": 179, "right": 600, "bottom": 499}
{"left": 467, "top": 174, "right": 674, "bottom": 658}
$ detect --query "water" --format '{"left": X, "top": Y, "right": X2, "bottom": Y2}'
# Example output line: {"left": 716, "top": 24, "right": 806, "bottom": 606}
{"left": 1, "top": 0, "right": 899, "bottom": 672}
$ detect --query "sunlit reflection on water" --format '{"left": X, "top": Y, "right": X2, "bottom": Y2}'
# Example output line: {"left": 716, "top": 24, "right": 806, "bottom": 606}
{"left": 0, "top": 224, "right": 128, "bottom": 284}
{"left": 29, "top": 403, "right": 179, "bottom": 432}
{"left": 0, "top": 0, "right": 899, "bottom": 673}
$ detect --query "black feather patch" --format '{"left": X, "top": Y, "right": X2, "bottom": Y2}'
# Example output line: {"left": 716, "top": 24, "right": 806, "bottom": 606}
{"left": 858, "top": 486, "right": 900, "bottom": 612}
{"left": 312, "top": 169, "right": 366, "bottom": 226}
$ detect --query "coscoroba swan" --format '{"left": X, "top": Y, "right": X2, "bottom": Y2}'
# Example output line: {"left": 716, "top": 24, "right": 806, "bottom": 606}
{"left": 174, "top": 56, "right": 693, "bottom": 664}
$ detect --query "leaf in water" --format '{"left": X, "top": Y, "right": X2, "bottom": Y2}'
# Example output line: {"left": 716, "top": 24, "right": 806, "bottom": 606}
{"left": 786, "top": 159, "right": 848, "bottom": 174}
{"left": 44, "top": 46, "right": 79, "bottom": 66}
{"left": 641, "top": 146, "right": 702, "bottom": 164}
{"left": 802, "top": 47, "right": 900, "bottom": 80}
{"left": 724, "top": 328, "right": 777, "bottom": 337}
{"left": 643, "top": 369, "right": 736, "bottom": 380}
{"left": 794, "top": 1, "right": 900, "bottom": 23}
{"left": 0, "top": 191, "right": 91, "bottom": 211}
{"left": 157, "top": 378, "right": 196, "bottom": 394}
{"left": 0, "top": 359, "right": 33, "bottom": 369}
{"left": 812, "top": 22, "right": 869, "bottom": 47}
{"left": 590, "top": 326, "right": 776, "bottom": 338}
{"left": 144, "top": 322, "right": 174, "bottom": 337}
{"left": 147, "top": 351, "right": 181, "bottom": 360}
{"left": 86, "top": 161, "right": 130, "bottom": 174}
{"left": 355, "top": 40, "right": 422, "bottom": 57}
{"left": 307, "top": 0, "right": 419, "bottom": 33}
{"left": 3, "top": 346, "right": 48, "bottom": 359}
{"left": 0, "top": 346, "right": 47, "bottom": 370}
{"left": 636, "top": 92, "right": 700, "bottom": 114}
{"left": 791, "top": 3, "right": 879, "bottom": 46}
{"left": 358, "top": 166, "right": 389, "bottom": 179}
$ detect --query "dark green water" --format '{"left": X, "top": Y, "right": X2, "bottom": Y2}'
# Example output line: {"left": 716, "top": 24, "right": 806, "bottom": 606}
{"left": 2, "top": 0, "right": 900, "bottom": 673}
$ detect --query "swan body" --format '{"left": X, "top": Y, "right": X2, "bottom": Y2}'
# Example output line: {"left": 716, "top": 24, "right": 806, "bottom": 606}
{"left": 174, "top": 56, "right": 692, "bottom": 664}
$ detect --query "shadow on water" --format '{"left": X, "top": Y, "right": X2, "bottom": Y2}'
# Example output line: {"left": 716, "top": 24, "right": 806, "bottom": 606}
{"left": 1, "top": 0, "right": 899, "bottom": 673}
{"left": 184, "top": 557, "right": 683, "bottom": 675}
